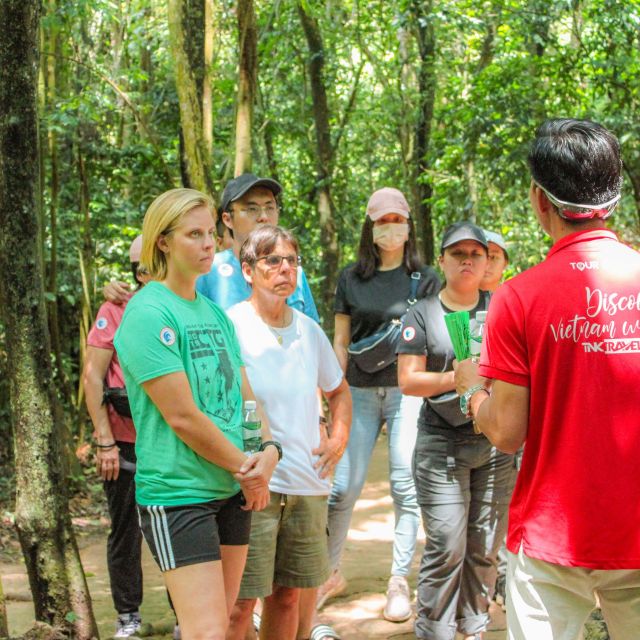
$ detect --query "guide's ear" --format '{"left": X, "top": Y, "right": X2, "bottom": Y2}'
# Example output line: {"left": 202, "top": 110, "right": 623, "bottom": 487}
{"left": 530, "top": 181, "right": 554, "bottom": 232}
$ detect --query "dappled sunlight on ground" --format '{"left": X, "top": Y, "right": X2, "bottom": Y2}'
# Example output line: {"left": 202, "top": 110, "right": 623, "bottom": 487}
{"left": 2, "top": 435, "right": 504, "bottom": 639}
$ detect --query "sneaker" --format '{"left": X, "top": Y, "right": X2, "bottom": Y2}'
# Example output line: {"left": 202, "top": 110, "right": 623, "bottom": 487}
{"left": 383, "top": 575, "right": 412, "bottom": 622}
{"left": 316, "top": 569, "right": 348, "bottom": 610}
{"left": 114, "top": 612, "right": 142, "bottom": 638}
{"left": 172, "top": 623, "right": 181, "bottom": 640}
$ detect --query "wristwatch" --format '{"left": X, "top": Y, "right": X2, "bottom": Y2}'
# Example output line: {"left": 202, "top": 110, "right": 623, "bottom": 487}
{"left": 459, "top": 385, "right": 489, "bottom": 418}
{"left": 260, "top": 440, "right": 283, "bottom": 461}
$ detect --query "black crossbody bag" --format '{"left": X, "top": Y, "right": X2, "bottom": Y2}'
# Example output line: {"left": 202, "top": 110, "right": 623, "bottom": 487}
{"left": 348, "top": 272, "right": 422, "bottom": 374}
{"left": 103, "top": 386, "right": 132, "bottom": 419}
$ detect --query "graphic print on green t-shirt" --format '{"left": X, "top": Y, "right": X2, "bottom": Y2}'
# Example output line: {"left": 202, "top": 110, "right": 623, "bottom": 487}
{"left": 188, "top": 324, "right": 239, "bottom": 427}
{"left": 114, "top": 281, "right": 244, "bottom": 506}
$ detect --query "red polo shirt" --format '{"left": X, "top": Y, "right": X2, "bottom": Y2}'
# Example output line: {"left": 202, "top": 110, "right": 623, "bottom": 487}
{"left": 87, "top": 300, "right": 136, "bottom": 443}
{"left": 480, "top": 229, "right": 640, "bottom": 569}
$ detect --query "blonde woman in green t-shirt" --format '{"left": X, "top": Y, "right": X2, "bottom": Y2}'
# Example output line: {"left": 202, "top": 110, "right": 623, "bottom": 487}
{"left": 115, "top": 188, "right": 280, "bottom": 640}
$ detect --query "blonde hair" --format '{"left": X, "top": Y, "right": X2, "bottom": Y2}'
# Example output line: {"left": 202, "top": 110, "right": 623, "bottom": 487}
{"left": 140, "top": 188, "right": 215, "bottom": 280}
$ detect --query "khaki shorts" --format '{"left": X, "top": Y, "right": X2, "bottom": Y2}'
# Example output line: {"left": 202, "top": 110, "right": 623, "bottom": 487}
{"left": 239, "top": 492, "right": 330, "bottom": 598}
{"left": 507, "top": 545, "right": 640, "bottom": 640}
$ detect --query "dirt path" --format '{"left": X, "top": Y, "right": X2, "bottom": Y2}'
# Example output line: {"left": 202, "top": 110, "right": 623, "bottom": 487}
{"left": 2, "top": 435, "right": 506, "bottom": 639}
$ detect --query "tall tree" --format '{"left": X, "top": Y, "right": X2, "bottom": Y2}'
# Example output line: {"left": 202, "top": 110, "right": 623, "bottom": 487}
{"left": 412, "top": 0, "right": 437, "bottom": 262}
{"left": 0, "top": 577, "right": 7, "bottom": 638}
{"left": 168, "top": 0, "right": 214, "bottom": 194}
{"left": 0, "top": 1, "right": 97, "bottom": 637}
{"left": 43, "top": 0, "right": 75, "bottom": 407}
{"left": 203, "top": 0, "right": 215, "bottom": 158}
{"left": 235, "top": 0, "right": 257, "bottom": 175}
{"left": 462, "top": 13, "right": 497, "bottom": 221}
{"left": 297, "top": 2, "right": 339, "bottom": 313}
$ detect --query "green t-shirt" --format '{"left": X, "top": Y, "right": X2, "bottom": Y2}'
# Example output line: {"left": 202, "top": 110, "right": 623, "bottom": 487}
{"left": 114, "top": 281, "right": 244, "bottom": 506}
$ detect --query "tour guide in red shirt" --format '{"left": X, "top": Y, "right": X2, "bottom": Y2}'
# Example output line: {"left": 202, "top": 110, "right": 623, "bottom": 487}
{"left": 454, "top": 118, "right": 640, "bottom": 640}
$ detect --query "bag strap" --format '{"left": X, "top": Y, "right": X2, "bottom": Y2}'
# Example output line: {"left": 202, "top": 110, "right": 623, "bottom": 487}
{"left": 407, "top": 271, "right": 422, "bottom": 305}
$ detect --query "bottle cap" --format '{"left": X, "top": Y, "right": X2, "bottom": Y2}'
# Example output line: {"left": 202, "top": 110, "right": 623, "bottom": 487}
{"left": 244, "top": 400, "right": 257, "bottom": 410}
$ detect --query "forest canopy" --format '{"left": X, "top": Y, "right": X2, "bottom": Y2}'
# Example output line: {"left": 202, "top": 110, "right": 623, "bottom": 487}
{"left": 1, "top": 0, "right": 639, "bottom": 467}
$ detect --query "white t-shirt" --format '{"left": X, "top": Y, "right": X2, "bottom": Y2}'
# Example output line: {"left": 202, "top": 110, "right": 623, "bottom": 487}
{"left": 227, "top": 301, "right": 343, "bottom": 495}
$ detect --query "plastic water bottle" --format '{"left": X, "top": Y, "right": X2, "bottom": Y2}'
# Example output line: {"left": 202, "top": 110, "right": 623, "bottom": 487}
{"left": 242, "top": 400, "right": 262, "bottom": 454}
{"left": 469, "top": 310, "right": 487, "bottom": 358}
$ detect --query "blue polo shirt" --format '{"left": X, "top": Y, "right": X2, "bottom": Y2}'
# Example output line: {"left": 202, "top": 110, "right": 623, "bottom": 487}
{"left": 196, "top": 248, "right": 320, "bottom": 322}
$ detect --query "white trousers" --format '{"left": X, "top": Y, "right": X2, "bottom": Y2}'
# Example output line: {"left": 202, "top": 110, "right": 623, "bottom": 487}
{"left": 507, "top": 546, "right": 640, "bottom": 640}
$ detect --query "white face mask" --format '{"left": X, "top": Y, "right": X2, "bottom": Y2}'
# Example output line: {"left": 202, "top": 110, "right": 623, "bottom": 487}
{"left": 372, "top": 222, "right": 409, "bottom": 251}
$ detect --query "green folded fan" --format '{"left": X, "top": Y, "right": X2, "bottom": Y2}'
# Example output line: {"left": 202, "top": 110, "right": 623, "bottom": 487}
{"left": 444, "top": 311, "right": 471, "bottom": 360}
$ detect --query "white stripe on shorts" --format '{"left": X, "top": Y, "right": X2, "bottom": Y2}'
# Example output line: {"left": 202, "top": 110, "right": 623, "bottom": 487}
{"left": 149, "top": 505, "right": 175, "bottom": 571}
{"left": 158, "top": 506, "right": 176, "bottom": 569}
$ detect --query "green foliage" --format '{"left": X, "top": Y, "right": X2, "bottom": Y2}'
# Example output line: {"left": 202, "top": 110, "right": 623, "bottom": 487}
{"left": 1, "top": 0, "right": 639, "bottom": 461}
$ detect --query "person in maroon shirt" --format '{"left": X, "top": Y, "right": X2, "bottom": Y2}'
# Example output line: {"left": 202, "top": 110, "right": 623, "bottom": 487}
{"left": 83, "top": 236, "right": 151, "bottom": 638}
{"left": 455, "top": 118, "right": 640, "bottom": 640}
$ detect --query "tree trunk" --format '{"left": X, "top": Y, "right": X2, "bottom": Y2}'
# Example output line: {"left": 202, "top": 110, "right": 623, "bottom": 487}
{"left": 44, "top": 0, "right": 74, "bottom": 408}
{"left": 463, "top": 18, "right": 497, "bottom": 222}
{"left": 235, "top": 0, "right": 257, "bottom": 175}
{"left": 0, "top": 3, "right": 97, "bottom": 637}
{"left": 75, "top": 143, "right": 93, "bottom": 447}
{"left": 526, "top": 0, "right": 552, "bottom": 124}
{"left": 168, "top": 0, "right": 213, "bottom": 194}
{"left": 0, "top": 576, "right": 7, "bottom": 638}
{"left": 297, "top": 3, "right": 339, "bottom": 316}
{"left": 397, "top": 25, "right": 416, "bottom": 185}
{"left": 203, "top": 0, "right": 215, "bottom": 157}
{"left": 412, "top": 0, "right": 437, "bottom": 264}
{"left": 626, "top": 166, "right": 640, "bottom": 226}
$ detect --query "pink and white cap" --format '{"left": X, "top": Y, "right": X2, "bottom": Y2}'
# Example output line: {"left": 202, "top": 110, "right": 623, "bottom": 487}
{"left": 366, "top": 187, "right": 410, "bottom": 221}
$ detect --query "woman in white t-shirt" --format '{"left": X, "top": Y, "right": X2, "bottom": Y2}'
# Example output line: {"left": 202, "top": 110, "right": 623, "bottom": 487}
{"left": 226, "top": 225, "right": 352, "bottom": 640}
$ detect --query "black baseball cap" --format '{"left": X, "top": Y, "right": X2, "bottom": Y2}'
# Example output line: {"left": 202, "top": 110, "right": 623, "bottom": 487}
{"left": 440, "top": 221, "right": 488, "bottom": 253}
{"left": 220, "top": 173, "right": 282, "bottom": 213}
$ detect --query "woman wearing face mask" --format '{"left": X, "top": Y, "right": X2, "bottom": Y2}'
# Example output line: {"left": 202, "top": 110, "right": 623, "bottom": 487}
{"left": 319, "top": 188, "right": 441, "bottom": 623}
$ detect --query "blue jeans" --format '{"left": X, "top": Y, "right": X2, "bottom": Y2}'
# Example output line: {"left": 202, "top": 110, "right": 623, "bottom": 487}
{"left": 327, "top": 386, "right": 422, "bottom": 576}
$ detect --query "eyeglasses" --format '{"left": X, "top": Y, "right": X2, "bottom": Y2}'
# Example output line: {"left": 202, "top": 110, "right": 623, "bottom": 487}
{"left": 236, "top": 204, "right": 279, "bottom": 219}
{"left": 256, "top": 254, "right": 301, "bottom": 269}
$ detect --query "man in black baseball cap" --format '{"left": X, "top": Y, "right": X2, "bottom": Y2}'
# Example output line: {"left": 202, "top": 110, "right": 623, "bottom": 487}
{"left": 219, "top": 173, "right": 282, "bottom": 214}
{"left": 101, "top": 173, "right": 319, "bottom": 326}
{"left": 195, "top": 173, "right": 319, "bottom": 321}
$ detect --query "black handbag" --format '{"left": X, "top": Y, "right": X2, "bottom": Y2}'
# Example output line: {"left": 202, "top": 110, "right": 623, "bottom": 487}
{"left": 103, "top": 386, "right": 132, "bottom": 419}
{"left": 348, "top": 272, "right": 422, "bottom": 374}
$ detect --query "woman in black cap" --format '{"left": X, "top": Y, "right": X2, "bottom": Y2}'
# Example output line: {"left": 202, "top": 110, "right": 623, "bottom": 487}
{"left": 397, "top": 221, "right": 516, "bottom": 640}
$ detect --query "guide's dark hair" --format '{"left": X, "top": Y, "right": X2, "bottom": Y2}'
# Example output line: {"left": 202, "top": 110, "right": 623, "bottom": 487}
{"left": 240, "top": 224, "right": 299, "bottom": 267}
{"left": 528, "top": 118, "right": 622, "bottom": 211}
{"left": 353, "top": 216, "right": 423, "bottom": 280}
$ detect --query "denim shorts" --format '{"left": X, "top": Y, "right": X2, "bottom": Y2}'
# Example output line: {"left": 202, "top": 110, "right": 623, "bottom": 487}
{"left": 137, "top": 491, "right": 251, "bottom": 572}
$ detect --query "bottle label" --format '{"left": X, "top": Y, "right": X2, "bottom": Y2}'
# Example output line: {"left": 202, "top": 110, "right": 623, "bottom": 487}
{"left": 243, "top": 420, "right": 261, "bottom": 453}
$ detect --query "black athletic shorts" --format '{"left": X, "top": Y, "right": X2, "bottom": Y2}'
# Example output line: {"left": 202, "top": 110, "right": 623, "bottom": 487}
{"left": 137, "top": 491, "right": 251, "bottom": 572}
